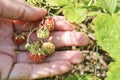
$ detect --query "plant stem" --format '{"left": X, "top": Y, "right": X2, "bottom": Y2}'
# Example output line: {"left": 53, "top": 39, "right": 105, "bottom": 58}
{"left": 93, "top": 44, "right": 99, "bottom": 80}
{"left": 88, "top": 0, "right": 93, "bottom": 6}
{"left": 27, "top": 26, "right": 38, "bottom": 43}
{"left": 22, "top": 22, "right": 28, "bottom": 28}
{"left": 55, "top": 8, "right": 63, "bottom": 15}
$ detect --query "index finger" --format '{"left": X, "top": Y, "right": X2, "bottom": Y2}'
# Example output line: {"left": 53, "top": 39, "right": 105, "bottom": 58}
{"left": 0, "top": 0, "right": 47, "bottom": 21}
{"left": 13, "top": 16, "right": 76, "bottom": 32}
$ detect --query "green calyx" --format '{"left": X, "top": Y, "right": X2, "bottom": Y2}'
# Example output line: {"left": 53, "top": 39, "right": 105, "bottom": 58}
{"left": 37, "top": 48, "right": 46, "bottom": 56}
{"left": 14, "top": 32, "right": 26, "bottom": 40}
{"left": 25, "top": 41, "right": 41, "bottom": 54}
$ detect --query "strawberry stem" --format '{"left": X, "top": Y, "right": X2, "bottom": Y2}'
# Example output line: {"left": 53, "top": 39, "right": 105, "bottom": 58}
{"left": 27, "top": 26, "right": 38, "bottom": 43}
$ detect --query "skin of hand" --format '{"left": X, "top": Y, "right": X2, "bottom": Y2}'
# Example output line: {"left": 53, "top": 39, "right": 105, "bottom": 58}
{"left": 0, "top": 0, "right": 89, "bottom": 80}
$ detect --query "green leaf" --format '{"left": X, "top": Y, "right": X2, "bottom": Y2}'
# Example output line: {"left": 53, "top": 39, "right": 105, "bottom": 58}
{"left": 116, "top": 0, "right": 120, "bottom": 13}
{"left": 118, "top": 0, "right": 120, "bottom": 5}
{"left": 105, "top": 61, "right": 120, "bottom": 80}
{"left": 97, "top": 0, "right": 117, "bottom": 14}
{"left": 93, "top": 14, "right": 120, "bottom": 60}
{"left": 77, "top": 74, "right": 93, "bottom": 80}
{"left": 26, "top": 0, "right": 42, "bottom": 7}
{"left": 94, "top": 14, "right": 120, "bottom": 80}
{"left": 57, "top": 0, "right": 72, "bottom": 6}
{"left": 87, "top": 11, "right": 103, "bottom": 16}
{"left": 65, "top": 74, "right": 100, "bottom": 80}
{"left": 63, "top": 4, "right": 87, "bottom": 23}
{"left": 45, "top": 0, "right": 59, "bottom": 6}
{"left": 45, "top": 0, "right": 72, "bottom": 6}
{"left": 65, "top": 75, "right": 78, "bottom": 80}
{"left": 65, "top": 74, "right": 94, "bottom": 80}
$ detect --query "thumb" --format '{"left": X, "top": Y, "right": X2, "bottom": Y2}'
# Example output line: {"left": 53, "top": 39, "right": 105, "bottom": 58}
{"left": 0, "top": 0, "right": 47, "bottom": 21}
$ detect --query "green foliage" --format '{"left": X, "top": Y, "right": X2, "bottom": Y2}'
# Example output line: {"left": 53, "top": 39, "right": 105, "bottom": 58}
{"left": 45, "top": 0, "right": 72, "bottom": 6}
{"left": 65, "top": 75, "right": 78, "bottom": 80}
{"left": 25, "top": 0, "right": 42, "bottom": 7}
{"left": 57, "top": 0, "right": 72, "bottom": 6}
{"left": 65, "top": 74, "right": 101, "bottom": 80}
{"left": 63, "top": 4, "right": 87, "bottom": 23}
{"left": 93, "top": 10, "right": 120, "bottom": 80}
{"left": 97, "top": 0, "right": 117, "bottom": 14}
{"left": 117, "top": 0, "right": 120, "bottom": 6}
{"left": 45, "top": 0, "right": 59, "bottom": 6}
{"left": 93, "top": 1, "right": 120, "bottom": 80}
{"left": 105, "top": 61, "right": 120, "bottom": 80}
{"left": 45, "top": 0, "right": 87, "bottom": 23}
{"left": 93, "top": 14, "right": 120, "bottom": 60}
{"left": 87, "top": 11, "right": 103, "bottom": 17}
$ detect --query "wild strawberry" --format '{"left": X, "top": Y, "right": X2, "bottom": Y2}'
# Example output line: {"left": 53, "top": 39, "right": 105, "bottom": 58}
{"left": 41, "top": 42, "right": 55, "bottom": 55}
{"left": 37, "top": 28, "right": 49, "bottom": 39}
{"left": 29, "top": 48, "right": 46, "bottom": 63}
{"left": 42, "top": 16, "right": 55, "bottom": 31}
{"left": 25, "top": 43, "right": 31, "bottom": 50}
{"left": 25, "top": 41, "right": 41, "bottom": 52}
{"left": 29, "top": 54, "right": 46, "bottom": 63}
{"left": 12, "top": 32, "right": 26, "bottom": 45}
{"left": 25, "top": 41, "right": 46, "bottom": 63}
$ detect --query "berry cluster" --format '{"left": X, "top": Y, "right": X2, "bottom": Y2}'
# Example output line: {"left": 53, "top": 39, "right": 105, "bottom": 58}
{"left": 25, "top": 41, "right": 55, "bottom": 63}
{"left": 25, "top": 16, "right": 55, "bottom": 63}
{"left": 12, "top": 16, "right": 55, "bottom": 63}
{"left": 37, "top": 16, "right": 55, "bottom": 39}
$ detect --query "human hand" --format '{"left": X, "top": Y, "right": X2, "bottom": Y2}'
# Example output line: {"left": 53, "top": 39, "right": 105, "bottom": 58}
{"left": 0, "top": 0, "right": 89, "bottom": 80}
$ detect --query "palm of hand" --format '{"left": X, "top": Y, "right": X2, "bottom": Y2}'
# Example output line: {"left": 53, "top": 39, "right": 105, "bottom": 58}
{"left": 0, "top": 17, "right": 88, "bottom": 80}
{"left": 0, "top": 19, "right": 17, "bottom": 79}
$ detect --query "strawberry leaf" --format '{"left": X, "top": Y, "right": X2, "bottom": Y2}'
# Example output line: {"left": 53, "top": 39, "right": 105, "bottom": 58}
{"left": 45, "top": 0, "right": 59, "bottom": 6}
{"left": 105, "top": 61, "right": 120, "bottom": 80}
{"left": 97, "top": 0, "right": 117, "bottom": 14}
{"left": 26, "top": 0, "right": 42, "bottom": 7}
{"left": 57, "top": 0, "right": 72, "bottom": 6}
{"left": 63, "top": 4, "right": 87, "bottom": 23}
{"left": 93, "top": 14, "right": 120, "bottom": 60}
{"left": 45, "top": 0, "right": 72, "bottom": 6}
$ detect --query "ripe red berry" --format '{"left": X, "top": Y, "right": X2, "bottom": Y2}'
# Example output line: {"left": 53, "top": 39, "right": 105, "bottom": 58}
{"left": 13, "top": 32, "right": 26, "bottom": 45}
{"left": 42, "top": 16, "right": 55, "bottom": 31}
{"left": 29, "top": 53, "right": 46, "bottom": 63}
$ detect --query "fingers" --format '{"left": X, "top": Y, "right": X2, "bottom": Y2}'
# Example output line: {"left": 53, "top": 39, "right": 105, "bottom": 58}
{"left": 0, "top": 0, "right": 46, "bottom": 21}
{"left": 9, "top": 61, "right": 71, "bottom": 80}
{"left": 18, "top": 31, "right": 89, "bottom": 50}
{"left": 16, "top": 51, "right": 83, "bottom": 64}
{"left": 53, "top": 16, "right": 76, "bottom": 31}
{"left": 45, "top": 51, "right": 84, "bottom": 64}
{"left": 49, "top": 31, "right": 89, "bottom": 47}
{"left": 13, "top": 16, "right": 76, "bottom": 32}
{"left": 0, "top": 53, "right": 13, "bottom": 80}
{"left": 31, "top": 61, "right": 71, "bottom": 79}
